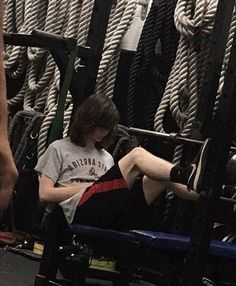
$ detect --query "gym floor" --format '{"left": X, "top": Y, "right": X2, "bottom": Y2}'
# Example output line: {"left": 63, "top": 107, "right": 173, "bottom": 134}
{"left": 0, "top": 247, "right": 156, "bottom": 286}
{"left": 0, "top": 247, "right": 38, "bottom": 286}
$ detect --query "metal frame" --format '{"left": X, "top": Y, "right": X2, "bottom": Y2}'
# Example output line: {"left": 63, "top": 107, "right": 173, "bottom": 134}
{"left": 129, "top": 127, "right": 236, "bottom": 152}
{"left": 182, "top": 0, "right": 236, "bottom": 284}
{"left": 73, "top": 0, "right": 114, "bottom": 110}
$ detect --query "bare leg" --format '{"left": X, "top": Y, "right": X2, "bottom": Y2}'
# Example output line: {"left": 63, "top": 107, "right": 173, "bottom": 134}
{"left": 118, "top": 147, "right": 174, "bottom": 188}
{"left": 118, "top": 147, "right": 199, "bottom": 204}
{"left": 142, "top": 176, "right": 199, "bottom": 205}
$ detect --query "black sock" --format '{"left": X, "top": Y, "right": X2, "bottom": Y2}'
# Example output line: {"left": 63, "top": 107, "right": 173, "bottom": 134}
{"left": 170, "top": 165, "right": 192, "bottom": 185}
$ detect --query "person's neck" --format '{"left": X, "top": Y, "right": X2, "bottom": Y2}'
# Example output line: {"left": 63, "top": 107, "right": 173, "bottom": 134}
{"left": 85, "top": 138, "right": 96, "bottom": 148}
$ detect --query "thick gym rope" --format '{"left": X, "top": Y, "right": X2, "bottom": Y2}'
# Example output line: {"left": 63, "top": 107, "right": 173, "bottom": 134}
{"left": 144, "top": 0, "right": 179, "bottom": 133}
{"left": 213, "top": 7, "right": 236, "bottom": 116}
{"left": 96, "top": 0, "right": 138, "bottom": 98}
{"left": 126, "top": 0, "right": 179, "bottom": 133}
{"left": 6, "top": 0, "right": 68, "bottom": 113}
{"left": 154, "top": 0, "right": 218, "bottom": 164}
{"left": 150, "top": 0, "right": 219, "bottom": 226}
{"left": 127, "top": 0, "right": 160, "bottom": 128}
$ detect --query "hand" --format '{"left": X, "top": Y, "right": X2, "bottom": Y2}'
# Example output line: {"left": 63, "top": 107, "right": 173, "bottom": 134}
{"left": 0, "top": 144, "right": 18, "bottom": 211}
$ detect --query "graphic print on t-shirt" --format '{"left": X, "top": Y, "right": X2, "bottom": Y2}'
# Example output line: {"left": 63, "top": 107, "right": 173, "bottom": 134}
{"left": 67, "top": 158, "right": 108, "bottom": 173}
{"left": 66, "top": 156, "right": 111, "bottom": 184}
{"left": 88, "top": 167, "right": 98, "bottom": 178}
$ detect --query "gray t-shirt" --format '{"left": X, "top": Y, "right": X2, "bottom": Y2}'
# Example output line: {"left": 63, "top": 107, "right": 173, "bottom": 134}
{"left": 35, "top": 137, "right": 114, "bottom": 223}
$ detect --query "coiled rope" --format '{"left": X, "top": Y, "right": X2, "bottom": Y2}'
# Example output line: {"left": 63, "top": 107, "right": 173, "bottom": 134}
{"left": 96, "top": 0, "right": 138, "bottom": 98}
{"left": 154, "top": 0, "right": 218, "bottom": 164}
{"left": 127, "top": 0, "right": 179, "bottom": 137}
{"left": 127, "top": 0, "right": 159, "bottom": 128}
{"left": 213, "top": 7, "right": 236, "bottom": 116}
{"left": 149, "top": 0, "right": 219, "bottom": 226}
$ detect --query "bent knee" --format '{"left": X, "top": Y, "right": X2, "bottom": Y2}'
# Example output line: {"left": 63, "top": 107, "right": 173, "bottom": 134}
{"left": 119, "top": 147, "right": 145, "bottom": 188}
{"left": 129, "top": 146, "right": 146, "bottom": 160}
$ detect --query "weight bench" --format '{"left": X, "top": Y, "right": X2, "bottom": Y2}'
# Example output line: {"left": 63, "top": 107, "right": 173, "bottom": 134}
{"left": 66, "top": 224, "right": 236, "bottom": 285}
{"left": 35, "top": 202, "right": 236, "bottom": 286}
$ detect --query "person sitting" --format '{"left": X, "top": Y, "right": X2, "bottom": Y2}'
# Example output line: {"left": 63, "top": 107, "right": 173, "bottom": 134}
{"left": 35, "top": 93, "right": 209, "bottom": 230}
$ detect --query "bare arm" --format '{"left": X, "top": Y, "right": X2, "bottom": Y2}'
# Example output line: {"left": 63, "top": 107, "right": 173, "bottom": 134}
{"left": 39, "top": 174, "right": 93, "bottom": 202}
{"left": 0, "top": 1, "right": 18, "bottom": 210}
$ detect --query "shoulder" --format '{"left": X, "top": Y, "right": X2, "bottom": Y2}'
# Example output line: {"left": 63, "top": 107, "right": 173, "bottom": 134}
{"left": 100, "top": 149, "right": 114, "bottom": 162}
{"left": 44, "top": 138, "right": 77, "bottom": 158}
{"left": 49, "top": 137, "right": 73, "bottom": 150}
{"left": 100, "top": 148, "right": 112, "bottom": 157}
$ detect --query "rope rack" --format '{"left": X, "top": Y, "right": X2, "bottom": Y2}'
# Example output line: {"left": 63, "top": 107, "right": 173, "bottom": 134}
{"left": 129, "top": 127, "right": 236, "bottom": 152}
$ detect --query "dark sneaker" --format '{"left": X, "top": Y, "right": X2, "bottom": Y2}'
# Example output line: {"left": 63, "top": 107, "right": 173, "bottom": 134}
{"left": 187, "top": 138, "right": 211, "bottom": 192}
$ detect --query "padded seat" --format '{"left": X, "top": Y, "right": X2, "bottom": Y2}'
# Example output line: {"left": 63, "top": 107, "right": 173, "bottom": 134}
{"left": 70, "top": 224, "right": 137, "bottom": 245}
{"left": 70, "top": 225, "right": 236, "bottom": 260}
{"left": 130, "top": 230, "right": 236, "bottom": 260}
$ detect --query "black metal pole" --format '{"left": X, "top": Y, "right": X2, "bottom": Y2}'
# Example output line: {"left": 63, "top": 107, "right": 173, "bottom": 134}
{"left": 193, "top": 0, "right": 235, "bottom": 138}
{"left": 129, "top": 127, "right": 236, "bottom": 152}
{"left": 72, "top": 0, "right": 114, "bottom": 111}
{"left": 182, "top": 3, "right": 236, "bottom": 285}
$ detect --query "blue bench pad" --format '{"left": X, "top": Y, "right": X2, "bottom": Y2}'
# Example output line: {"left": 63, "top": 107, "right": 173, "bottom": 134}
{"left": 70, "top": 224, "right": 236, "bottom": 259}
{"left": 130, "top": 230, "right": 236, "bottom": 260}
{"left": 70, "top": 224, "right": 135, "bottom": 244}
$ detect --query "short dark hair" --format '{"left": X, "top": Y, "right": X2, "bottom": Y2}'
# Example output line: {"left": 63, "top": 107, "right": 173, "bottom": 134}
{"left": 69, "top": 93, "right": 120, "bottom": 149}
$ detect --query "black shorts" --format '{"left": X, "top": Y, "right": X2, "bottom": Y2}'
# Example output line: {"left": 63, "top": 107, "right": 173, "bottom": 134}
{"left": 72, "top": 164, "right": 153, "bottom": 230}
